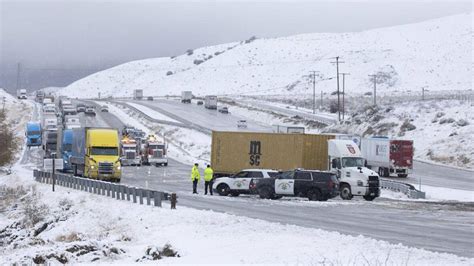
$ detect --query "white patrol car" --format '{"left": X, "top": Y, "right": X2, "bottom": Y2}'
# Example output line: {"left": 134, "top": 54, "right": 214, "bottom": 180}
{"left": 213, "top": 169, "right": 278, "bottom": 197}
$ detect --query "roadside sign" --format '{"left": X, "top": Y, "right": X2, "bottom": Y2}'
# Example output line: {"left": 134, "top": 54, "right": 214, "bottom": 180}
{"left": 43, "top": 159, "right": 64, "bottom": 171}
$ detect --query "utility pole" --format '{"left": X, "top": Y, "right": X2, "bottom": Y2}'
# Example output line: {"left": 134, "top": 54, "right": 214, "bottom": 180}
{"left": 340, "top": 73, "right": 350, "bottom": 120}
{"left": 16, "top": 63, "right": 21, "bottom": 92}
{"left": 369, "top": 74, "right": 377, "bottom": 106}
{"left": 331, "top": 57, "right": 344, "bottom": 121}
{"left": 422, "top": 87, "right": 426, "bottom": 101}
{"left": 320, "top": 91, "right": 323, "bottom": 110}
{"left": 310, "top": 71, "right": 318, "bottom": 114}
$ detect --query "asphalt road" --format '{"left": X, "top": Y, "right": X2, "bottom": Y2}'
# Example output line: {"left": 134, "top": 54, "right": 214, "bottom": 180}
{"left": 75, "top": 104, "right": 474, "bottom": 258}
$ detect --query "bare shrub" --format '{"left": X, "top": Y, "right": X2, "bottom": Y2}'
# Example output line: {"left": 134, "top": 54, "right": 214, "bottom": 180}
{"left": 56, "top": 232, "right": 81, "bottom": 242}
{"left": 0, "top": 110, "right": 19, "bottom": 166}
{"left": 22, "top": 187, "right": 49, "bottom": 227}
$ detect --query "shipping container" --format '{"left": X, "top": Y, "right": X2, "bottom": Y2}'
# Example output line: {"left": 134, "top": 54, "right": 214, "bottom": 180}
{"left": 361, "top": 137, "right": 413, "bottom": 177}
{"left": 211, "top": 131, "right": 334, "bottom": 176}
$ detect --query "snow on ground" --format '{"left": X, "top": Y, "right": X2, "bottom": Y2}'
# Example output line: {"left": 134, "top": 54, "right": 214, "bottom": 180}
{"left": 380, "top": 187, "right": 474, "bottom": 202}
{"left": 99, "top": 101, "right": 210, "bottom": 165}
{"left": 1, "top": 164, "right": 472, "bottom": 265}
{"left": 58, "top": 13, "right": 472, "bottom": 98}
{"left": 126, "top": 102, "right": 181, "bottom": 123}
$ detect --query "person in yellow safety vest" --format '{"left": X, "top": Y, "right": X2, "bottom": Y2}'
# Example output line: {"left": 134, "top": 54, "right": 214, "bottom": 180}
{"left": 191, "top": 163, "right": 200, "bottom": 194}
{"left": 204, "top": 165, "right": 214, "bottom": 195}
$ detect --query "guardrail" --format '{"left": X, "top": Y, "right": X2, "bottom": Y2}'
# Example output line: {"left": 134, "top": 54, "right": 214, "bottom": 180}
{"left": 380, "top": 178, "right": 426, "bottom": 199}
{"left": 33, "top": 170, "right": 169, "bottom": 207}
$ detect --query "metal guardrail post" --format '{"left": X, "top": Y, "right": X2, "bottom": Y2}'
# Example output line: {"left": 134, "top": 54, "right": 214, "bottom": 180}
{"left": 132, "top": 187, "right": 137, "bottom": 203}
{"left": 126, "top": 187, "right": 131, "bottom": 201}
{"left": 116, "top": 185, "right": 121, "bottom": 201}
{"left": 106, "top": 183, "right": 111, "bottom": 197}
{"left": 146, "top": 190, "right": 151, "bottom": 205}
{"left": 154, "top": 191, "right": 162, "bottom": 207}
{"left": 138, "top": 189, "right": 144, "bottom": 205}
{"left": 121, "top": 186, "right": 125, "bottom": 200}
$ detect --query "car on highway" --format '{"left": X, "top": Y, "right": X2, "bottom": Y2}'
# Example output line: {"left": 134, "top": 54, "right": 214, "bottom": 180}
{"left": 218, "top": 106, "right": 229, "bottom": 114}
{"left": 76, "top": 104, "right": 86, "bottom": 113}
{"left": 100, "top": 105, "right": 109, "bottom": 112}
{"left": 237, "top": 120, "right": 247, "bottom": 128}
{"left": 197, "top": 100, "right": 204, "bottom": 105}
{"left": 253, "top": 169, "right": 339, "bottom": 201}
{"left": 147, "top": 96, "right": 154, "bottom": 101}
{"left": 85, "top": 106, "right": 96, "bottom": 116}
{"left": 213, "top": 169, "right": 279, "bottom": 197}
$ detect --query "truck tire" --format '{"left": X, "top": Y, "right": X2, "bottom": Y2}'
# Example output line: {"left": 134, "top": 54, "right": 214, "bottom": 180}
{"left": 397, "top": 174, "right": 408, "bottom": 178}
{"left": 378, "top": 167, "right": 389, "bottom": 177}
{"left": 340, "top": 184, "right": 353, "bottom": 200}
{"left": 230, "top": 191, "right": 240, "bottom": 197}
{"left": 363, "top": 195, "right": 376, "bottom": 201}
{"left": 272, "top": 195, "right": 283, "bottom": 200}
{"left": 307, "top": 188, "right": 322, "bottom": 201}
{"left": 164, "top": 162, "right": 168, "bottom": 166}
{"left": 216, "top": 184, "right": 230, "bottom": 196}
{"left": 258, "top": 186, "right": 274, "bottom": 199}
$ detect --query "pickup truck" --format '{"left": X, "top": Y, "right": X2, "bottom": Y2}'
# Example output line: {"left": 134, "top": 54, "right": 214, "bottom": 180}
{"left": 253, "top": 169, "right": 339, "bottom": 201}
{"left": 213, "top": 169, "right": 278, "bottom": 196}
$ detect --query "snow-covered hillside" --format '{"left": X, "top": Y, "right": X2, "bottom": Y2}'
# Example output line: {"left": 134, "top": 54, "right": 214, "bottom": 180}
{"left": 59, "top": 13, "right": 472, "bottom": 98}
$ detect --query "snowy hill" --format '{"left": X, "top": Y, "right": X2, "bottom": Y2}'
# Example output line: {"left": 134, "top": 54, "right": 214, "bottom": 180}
{"left": 59, "top": 13, "right": 472, "bottom": 98}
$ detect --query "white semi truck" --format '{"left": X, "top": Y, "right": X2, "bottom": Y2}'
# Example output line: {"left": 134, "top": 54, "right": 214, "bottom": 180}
{"left": 204, "top": 95, "right": 218, "bottom": 109}
{"left": 17, "top": 89, "right": 27, "bottom": 99}
{"left": 181, "top": 91, "right": 192, "bottom": 103}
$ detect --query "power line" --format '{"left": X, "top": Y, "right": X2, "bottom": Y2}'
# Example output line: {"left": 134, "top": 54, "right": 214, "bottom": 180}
{"left": 331, "top": 56, "right": 344, "bottom": 121}
{"left": 309, "top": 71, "right": 319, "bottom": 114}
{"left": 340, "top": 73, "right": 350, "bottom": 120}
{"left": 368, "top": 74, "right": 378, "bottom": 106}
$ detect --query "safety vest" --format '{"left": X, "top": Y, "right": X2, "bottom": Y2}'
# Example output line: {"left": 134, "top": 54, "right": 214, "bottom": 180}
{"left": 191, "top": 166, "right": 200, "bottom": 181}
{"left": 204, "top": 167, "right": 213, "bottom": 181}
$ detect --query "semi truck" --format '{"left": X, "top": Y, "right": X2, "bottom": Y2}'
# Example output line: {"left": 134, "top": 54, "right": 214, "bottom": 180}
{"left": 59, "top": 129, "right": 74, "bottom": 171}
{"left": 17, "top": 89, "right": 27, "bottom": 99}
{"left": 204, "top": 95, "right": 218, "bottom": 109}
{"left": 272, "top": 125, "right": 305, "bottom": 134}
{"left": 181, "top": 91, "right": 192, "bottom": 103}
{"left": 43, "top": 131, "right": 58, "bottom": 158}
{"left": 211, "top": 131, "right": 380, "bottom": 201}
{"left": 120, "top": 136, "right": 142, "bottom": 166}
{"left": 70, "top": 127, "right": 122, "bottom": 181}
{"left": 35, "top": 90, "right": 45, "bottom": 103}
{"left": 361, "top": 137, "right": 414, "bottom": 178}
{"left": 26, "top": 122, "right": 42, "bottom": 147}
{"left": 133, "top": 89, "right": 143, "bottom": 100}
{"left": 141, "top": 135, "right": 168, "bottom": 166}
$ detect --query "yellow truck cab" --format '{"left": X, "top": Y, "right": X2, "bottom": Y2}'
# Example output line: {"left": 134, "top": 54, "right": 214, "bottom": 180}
{"left": 71, "top": 128, "right": 122, "bottom": 181}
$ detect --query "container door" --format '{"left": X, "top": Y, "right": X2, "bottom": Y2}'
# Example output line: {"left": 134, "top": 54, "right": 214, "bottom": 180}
{"left": 275, "top": 172, "right": 295, "bottom": 195}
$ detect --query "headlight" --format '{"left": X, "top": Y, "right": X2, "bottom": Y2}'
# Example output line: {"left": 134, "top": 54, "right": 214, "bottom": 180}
{"left": 90, "top": 165, "right": 95, "bottom": 169}
{"left": 116, "top": 165, "right": 121, "bottom": 170}
{"left": 357, "top": 180, "right": 363, "bottom": 186}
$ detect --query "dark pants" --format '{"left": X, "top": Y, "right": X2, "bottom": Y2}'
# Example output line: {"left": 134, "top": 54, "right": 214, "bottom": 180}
{"left": 205, "top": 181, "right": 213, "bottom": 195}
{"left": 192, "top": 180, "right": 198, "bottom": 194}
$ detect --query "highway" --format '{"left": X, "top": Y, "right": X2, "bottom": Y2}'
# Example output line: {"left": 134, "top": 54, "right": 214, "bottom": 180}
{"left": 69, "top": 103, "right": 474, "bottom": 258}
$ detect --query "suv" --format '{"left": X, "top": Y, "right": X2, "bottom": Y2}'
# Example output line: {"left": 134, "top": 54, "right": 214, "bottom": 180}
{"left": 218, "top": 107, "right": 229, "bottom": 114}
{"left": 213, "top": 169, "right": 278, "bottom": 197}
{"left": 85, "top": 106, "right": 96, "bottom": 116}
{"left": 254, "top": 169, "right": 339, "bottom": 201}
{"left": 76, "top": 104, "right": 86, "bottom": 113}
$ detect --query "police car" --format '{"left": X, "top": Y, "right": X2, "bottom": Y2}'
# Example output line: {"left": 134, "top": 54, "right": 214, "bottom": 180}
{"left": 213, "top": 169, "right": 278, "bottom": 197}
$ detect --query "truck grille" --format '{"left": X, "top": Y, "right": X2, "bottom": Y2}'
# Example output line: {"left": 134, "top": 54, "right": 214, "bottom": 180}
{"left": 153, "top": 150, "right": 163, "bottom": 158}
{"left": 126, "top": 151, "right": 136, "bottom": 159}
{"left": 31, "top": 138, "right": 38, "bottom": 143}
{"left": 368, "top": 175, "right": 379, "bottom": 187}
{"left": 98, "top": 162, "right": 113, "bottom": 174}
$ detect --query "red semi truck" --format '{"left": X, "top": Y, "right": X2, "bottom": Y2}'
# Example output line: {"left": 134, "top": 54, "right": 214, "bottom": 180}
{"left": 361, "top": 137, "right": 414, "bottom": 178}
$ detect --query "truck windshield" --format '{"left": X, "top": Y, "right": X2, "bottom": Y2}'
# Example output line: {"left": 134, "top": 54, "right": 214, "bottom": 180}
{"left": 28, "top": 130, "right": 41, "bottom": 135}
{"left": 91, "top": 147, "right": 118, "bottom": 156}
{"left": 342, "top": 157, "right": 365, "bottom": 168}
{"left": 62, "top": 144, "right": 72, "bottom": 152}
{"left": 149, "top": 144, "right": 164, "bottom": 150}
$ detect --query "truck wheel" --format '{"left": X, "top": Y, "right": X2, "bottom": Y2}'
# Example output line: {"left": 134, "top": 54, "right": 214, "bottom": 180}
{"left": 230, "top": 191, "right": 240, "bottom": 197}
{"left": 271, "top": 195, "right": 283, "bottom": 200}
{"left": 383, "top": 168, "right": 390, "bottom": 177}
{"left": 258, "top": 186, "right": 274, "bottom": 199}
{"left": 397, "top": 174, "right": 408, "bottom": 178}
{"left": 164, "top": 162, "right": 168, "bottom": 166}
{"left": 216, "top": 184, "right": 230, "bottom": 196}
{"left": 307, "top": 189, "right": 322, "bottom": 201}
{"left": 363, "top": 195, "right": 376, "bottom": 201}
{"left": 340, "top": 184, "right": 353, "bottom": 200}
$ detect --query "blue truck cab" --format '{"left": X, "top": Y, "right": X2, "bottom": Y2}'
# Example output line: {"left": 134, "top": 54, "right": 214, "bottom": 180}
{"left": 61, "top": 129, "right": 74, "bottom": 171}
{"left": 26, "top": 122, "right": 42, "bottom": 147}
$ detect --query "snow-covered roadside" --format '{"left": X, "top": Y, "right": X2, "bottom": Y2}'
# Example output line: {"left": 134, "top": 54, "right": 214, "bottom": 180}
{"left": 98, "top": 101, "right": 210, "bottom": 166}
{"left": 126, "top": 102, "right": 181, "bottom": 123}
{"left": 380, "top": 187, "right": 474, "bottom": 202}
{"left": 1, "top": 165, "right": 472, "bottom": 265}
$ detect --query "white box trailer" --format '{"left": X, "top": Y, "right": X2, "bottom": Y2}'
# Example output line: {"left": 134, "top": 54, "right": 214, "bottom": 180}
{"left": 272, "top": 125, "right": 305, "bottom": 134}
{"left": 181, "top": 91, "right": 192, "bottom": 103}
{"left": 204, "top": 95, "right": 218, "bottom": 109}
{"left": 361, "top": 137, "right": 414, "bottom": 178}
{"left": 133, "top": 89, "right": 143, "bottom": 100}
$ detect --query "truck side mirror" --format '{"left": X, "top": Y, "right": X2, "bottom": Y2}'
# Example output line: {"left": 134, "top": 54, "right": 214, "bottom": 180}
{"left": 331, "top": 159, "right": 337, "bottom": 169}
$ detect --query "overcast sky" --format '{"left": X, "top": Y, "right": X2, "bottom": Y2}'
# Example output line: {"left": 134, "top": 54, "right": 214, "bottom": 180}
{"left": 0, "top": 0, "right": 471, "bottom": 92}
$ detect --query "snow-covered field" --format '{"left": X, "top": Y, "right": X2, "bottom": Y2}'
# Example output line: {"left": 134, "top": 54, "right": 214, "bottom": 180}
{"left": 1, "top": 164, "right": 473, "bottom": 265}
{"left": 127, "top": 102, "right": 180, "bottom": 123}
{"left": 58, "top": 13, "right": 471, "bottom": 98}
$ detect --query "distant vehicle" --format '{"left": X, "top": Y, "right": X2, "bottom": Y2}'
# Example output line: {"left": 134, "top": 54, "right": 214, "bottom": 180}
{"left": 43, "top": 98, "right": 53, "bottom": 105}
{"left": 35, "top": 90, "right": 45, "bottom": 103}
{"left": 361, "top": 137, "right": 413, "bottom": 178}
{"left": 122, "top": 126, "right": 136, "bottom": 137}
{"left": 213, "top": 169, "right": 278, "bottom": 197}
{"left": 141, "top": 135, "right": 168, "bottom": 166}
{"left": 197, "top": 100, "right": 203, "bottom": 105}
{"left": 147, "top": 96, "right": 154, "bottom": 101}
{"left": 237, "top": 120, "right": 247, "bottom": 128}
{"left": 43, "top": 116, "right": 58, "bottom": 132}
{"left": 218, "top": 107, "right": 229, "bottom": 114}
{"left": 181, "top": 91, "right": 192, "bottom": 103}
{"left": 272, "top": 125, "right": 305, "bottom": 134}
{"left": 64, "top": 115, "right": 81, "bottom": 129}
{"left": 254, "top": 169, "right": 339, "bottom": 201}
{"left": 62, "top": 104, "right": 77, "bottom": 115}
{"left": 17, "top": 89, "right": 27, "bottom": 99}
{"left": 85, "top": 106, "right": 96, "bottom": 116}
{"left": 76, "top": 104, "right": 86, "bottom": 112}
{"left": 204, "top": 95, "right": 218, "bottom": 109}
{"left": 43, "top": 131, "right": 58, "bottom": 158}
{"left": 70, "top": 127, "right": 121, "bottom": 181}
{"left": 120, "top": 136, "right": 141, "bottom": 166}
{"left": 133, "top": 89, "right": 143, "bottom": 100}
{"left": 100, "top": 105, "right": 109, "bottom": 112}
{"left": 60, "top": 129, "right": 74, "bottom": 171}
{"left": 26, "top": 122, "right": 42, "bottom": 147}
